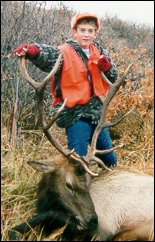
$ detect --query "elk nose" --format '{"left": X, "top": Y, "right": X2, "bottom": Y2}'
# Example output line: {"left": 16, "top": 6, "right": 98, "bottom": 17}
{"left": 88, "top": 216, "right": 98, "bottom": 229}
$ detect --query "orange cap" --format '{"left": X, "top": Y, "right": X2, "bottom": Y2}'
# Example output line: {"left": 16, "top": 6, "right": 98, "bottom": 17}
{"left": 71, "top": 12, "right": 100, "bottom": 30}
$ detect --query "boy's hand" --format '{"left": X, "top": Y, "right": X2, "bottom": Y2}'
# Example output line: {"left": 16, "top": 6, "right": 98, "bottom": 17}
{"left": 13, "top": 44, "right": 29, "bottom": 56}
{"left": 13, "top": 44, "right": 40, "bottom": 57}
{"left": 97, "top": 55, "right": 111, "bottom": 72}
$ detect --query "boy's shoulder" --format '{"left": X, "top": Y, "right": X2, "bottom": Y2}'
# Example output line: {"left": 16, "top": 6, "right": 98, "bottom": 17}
{"left": 93, "top": 41, "right": 109, "bottom": 56}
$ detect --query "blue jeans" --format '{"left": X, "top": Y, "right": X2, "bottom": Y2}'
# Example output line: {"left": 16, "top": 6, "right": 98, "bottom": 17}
{"left": 66, "top": 119, "right": 117, "bottom": 167}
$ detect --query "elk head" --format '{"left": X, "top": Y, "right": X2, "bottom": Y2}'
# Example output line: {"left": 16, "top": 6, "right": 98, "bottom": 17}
{"left": 28, "top": 154, "right": 98, "bottom": 232}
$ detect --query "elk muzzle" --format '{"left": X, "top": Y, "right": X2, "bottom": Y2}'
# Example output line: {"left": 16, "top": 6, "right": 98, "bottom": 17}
{"left": 76, "top": 213, "right": 98, "bottom": 231}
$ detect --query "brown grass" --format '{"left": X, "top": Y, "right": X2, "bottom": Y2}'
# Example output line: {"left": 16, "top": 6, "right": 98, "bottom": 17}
{"left": 1, "top": 64, "right": 154, "bottom": 241}
{"left": 1, "top": 106, "right": 154, "bottom": 241}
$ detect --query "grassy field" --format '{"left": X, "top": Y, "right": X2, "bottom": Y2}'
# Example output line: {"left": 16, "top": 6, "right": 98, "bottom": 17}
{"left": 1, "top": 106, "right": 154, "bottom": 241}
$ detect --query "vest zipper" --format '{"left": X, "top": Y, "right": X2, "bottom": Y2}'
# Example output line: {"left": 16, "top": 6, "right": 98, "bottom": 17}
{"left": 87, "top": 69, "right": 94, "bottom": 96}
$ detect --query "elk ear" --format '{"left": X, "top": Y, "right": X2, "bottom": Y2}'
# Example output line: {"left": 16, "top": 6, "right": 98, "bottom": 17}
{"left": 27, "top": 160, "right": 56, "bottom": 173}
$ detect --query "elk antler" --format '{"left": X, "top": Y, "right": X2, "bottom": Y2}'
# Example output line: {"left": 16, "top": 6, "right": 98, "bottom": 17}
{"left": 82, "top": 64, "right": 134, "bottom": 169}
{"left": 19, "top": 56, "right": 133, "bottom": 176}
{"left": 19, "top": 55, "right": 99, "bottom": 177}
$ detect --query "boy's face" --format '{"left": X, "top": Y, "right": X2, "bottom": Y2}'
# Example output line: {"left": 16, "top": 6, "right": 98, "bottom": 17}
{"left": 73, "top": 23, "right": 98, "bottom": 49}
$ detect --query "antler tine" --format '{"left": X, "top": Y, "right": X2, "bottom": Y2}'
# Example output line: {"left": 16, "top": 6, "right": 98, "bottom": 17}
{"left": 70, "top": 154, "right": 99, "bottom": 176}
{"left": 40, "top": 53, "right": 63, "bottom": 89}
{"left": 19, "top": 57, "right": 40, "bottom": 90}
{"left": 44, "top": 98, "right": 67, "bottom": 131}
{"left": 87, "top": 64, "right": 133, "bottom": 168}
{"left": 19, "top": 55, "right": 69, "bottom": 157}
{"left": 105, "top": 108, "right": 135, "bottom": 129}
{"left": 19, "top": 53, "right": 63, "bottom": 92}
{"left": 82, "top": 155, "right": 112, "bottom": 171}
{"left": 100, "top": 63, "right": 133, "bottom": 90}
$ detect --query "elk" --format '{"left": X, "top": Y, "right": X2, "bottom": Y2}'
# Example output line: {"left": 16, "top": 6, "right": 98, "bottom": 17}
{"left": 9, "top": 55, "right": 154, "bottom": 241}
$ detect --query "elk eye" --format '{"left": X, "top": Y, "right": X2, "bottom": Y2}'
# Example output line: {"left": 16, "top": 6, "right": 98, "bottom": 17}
{"left": 65, "top": 182, "right": 74, "bottom": 193}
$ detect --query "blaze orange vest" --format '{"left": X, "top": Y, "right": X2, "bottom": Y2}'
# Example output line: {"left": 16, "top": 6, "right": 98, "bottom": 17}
{"left": 51, "top": 43, "right": 109, "bottom": 108}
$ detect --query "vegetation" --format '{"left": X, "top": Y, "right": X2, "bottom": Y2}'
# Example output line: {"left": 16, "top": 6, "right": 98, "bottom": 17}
{"left": 1, "top": 1, "right": 154, "bottom": 241}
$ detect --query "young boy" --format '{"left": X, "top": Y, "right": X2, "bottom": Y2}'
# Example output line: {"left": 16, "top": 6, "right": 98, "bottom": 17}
{"left": 14, "top": 12, "right": 118, "bottom": 167}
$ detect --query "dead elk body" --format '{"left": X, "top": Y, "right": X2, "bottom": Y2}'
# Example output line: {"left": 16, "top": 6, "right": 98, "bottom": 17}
{"left": 9, "top": 156, "right": 154, "bottom": 241}
{"left": 9, "top": 55, "right": 154, "bottom": 241}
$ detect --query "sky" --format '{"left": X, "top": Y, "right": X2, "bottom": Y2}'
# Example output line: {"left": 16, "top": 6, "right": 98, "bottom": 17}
{"left": 47, "top": 1, "right": 154, "bottom": 27}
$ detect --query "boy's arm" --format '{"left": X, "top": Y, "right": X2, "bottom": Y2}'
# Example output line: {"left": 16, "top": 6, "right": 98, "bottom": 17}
{"left": 30, "top": 43, "right": 62, "bottom": 72}
{"left": 13, "top": 43, "right": 62, "bottom": 73}
{"left": 94, "top": 42, "right": 118, "bottom": 83}
{"left": 100, "top": 48, "right": 118, "bottom": 84}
